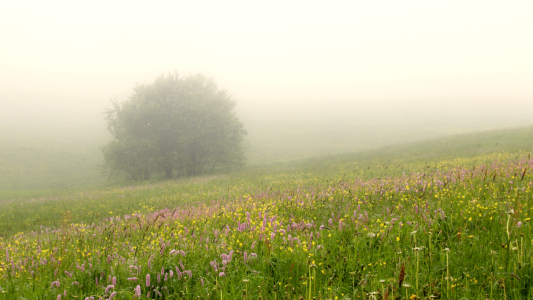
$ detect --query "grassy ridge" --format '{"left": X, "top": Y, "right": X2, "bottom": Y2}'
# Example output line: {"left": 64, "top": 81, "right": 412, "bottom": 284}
{"left": 0, "top": 128, "right": 532, "bottom": 298}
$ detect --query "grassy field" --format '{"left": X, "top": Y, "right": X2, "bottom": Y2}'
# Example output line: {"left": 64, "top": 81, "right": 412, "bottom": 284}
{"left": 0, "top": 108, "right": 109, "bottom": 194}
{"left": 1, "top": 126, "right": 533, "bottom": 299}
{"left": 2, "top": 98, "right": 533, "bottom": 197}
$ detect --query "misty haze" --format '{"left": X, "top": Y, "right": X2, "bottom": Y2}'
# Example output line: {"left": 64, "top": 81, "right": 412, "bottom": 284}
{"left": 1, "top": 1, "right": 533, "bottom": 299}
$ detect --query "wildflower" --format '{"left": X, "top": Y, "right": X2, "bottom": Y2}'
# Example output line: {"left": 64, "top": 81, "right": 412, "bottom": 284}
{"left": 105, "top": 285, "right": 114, "bottom": 294}
{"left": 146, "top": 274, "right": 150, "bottom": 287}
{"left": 134, "top": 285, "right": 141, "bottom": 298}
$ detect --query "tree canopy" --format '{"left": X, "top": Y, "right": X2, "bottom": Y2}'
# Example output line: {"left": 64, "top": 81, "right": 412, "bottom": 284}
{"left": 101, "top": 73, "right": 246, "bottom": 181}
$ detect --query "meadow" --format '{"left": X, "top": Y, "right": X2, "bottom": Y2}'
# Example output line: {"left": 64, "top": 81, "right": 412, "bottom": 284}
{"left": 3, "top": 98, "right": 533, "bottom": 197}
{"left": 1, "top": 127, "right": 533, "bottom": 299}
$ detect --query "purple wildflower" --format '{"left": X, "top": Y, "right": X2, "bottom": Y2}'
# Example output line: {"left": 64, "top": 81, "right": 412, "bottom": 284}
{"left": 104, "top": 285, "right": 114, "bottom": 294}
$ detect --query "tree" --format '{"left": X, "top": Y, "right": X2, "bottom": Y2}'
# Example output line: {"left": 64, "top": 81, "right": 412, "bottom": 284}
{"left": 101, "top": 73, "right": 246, "bottom": 180}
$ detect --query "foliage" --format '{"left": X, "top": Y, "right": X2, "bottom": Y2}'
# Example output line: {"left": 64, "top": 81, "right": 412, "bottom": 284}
{"left": 1, "top": 129, "right": 533, "bottom": 299}
{"left": 101, "top": 73, "right": 246, "bottom": 181}
{"left": 1, "top": 151, "right": 533, "bottom": 299}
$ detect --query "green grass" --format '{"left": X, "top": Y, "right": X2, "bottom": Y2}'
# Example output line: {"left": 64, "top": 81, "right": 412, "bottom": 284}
{"left": 1, "top": 126, "right": 533, "bottom": 236}
{"left": 1, "top": 126, "right": 533, "bottom": 299}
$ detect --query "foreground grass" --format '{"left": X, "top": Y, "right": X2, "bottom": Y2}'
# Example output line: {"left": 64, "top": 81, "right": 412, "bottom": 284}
{"left": 1, "top": 152, "right": 532, "bottom": 299}
{"left": 0, "top": 127, "right": 533, "bottom": 299}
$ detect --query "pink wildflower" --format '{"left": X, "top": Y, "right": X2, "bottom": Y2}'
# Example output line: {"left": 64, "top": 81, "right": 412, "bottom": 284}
{"left": 104, "top": 285, "right": 114, "bottom": 294}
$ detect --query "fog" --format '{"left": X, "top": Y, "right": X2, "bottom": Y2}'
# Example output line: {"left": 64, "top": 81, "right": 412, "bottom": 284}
{"left": 1, "top": 1, "right": 533, "bottom": 190}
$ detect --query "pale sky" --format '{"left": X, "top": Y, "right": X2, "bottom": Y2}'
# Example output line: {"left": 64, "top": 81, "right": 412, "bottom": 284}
{"left": 1, "top": 0, "right": 532, "bottom": 109}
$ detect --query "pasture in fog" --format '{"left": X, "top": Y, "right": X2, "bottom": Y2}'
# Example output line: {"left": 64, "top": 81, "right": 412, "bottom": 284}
{"left": 1, "top": 95, "right": 533, "bottom": 192}
{"left": 2, "top": 2, "right": 533, "bottom": 299}
{"left": 1, "top": 0, "right": 533, "bottom": 192}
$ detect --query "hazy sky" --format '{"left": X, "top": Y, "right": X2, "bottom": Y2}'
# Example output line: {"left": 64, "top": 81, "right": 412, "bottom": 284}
{"left": 1, "top": 0, "right": 533, "bottom": 109}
